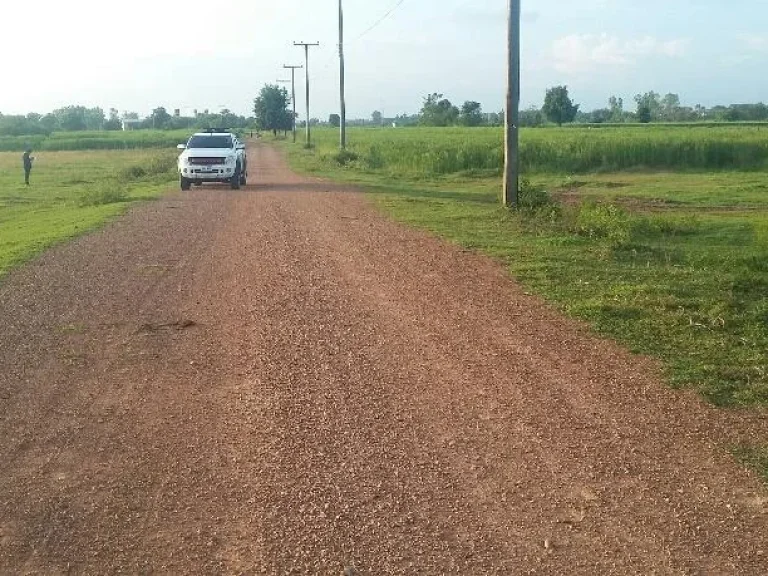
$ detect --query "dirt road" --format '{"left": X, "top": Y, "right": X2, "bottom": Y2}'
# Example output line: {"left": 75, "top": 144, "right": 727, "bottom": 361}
{"left": 0, "top": 143, "right": 766, "bottom": 574}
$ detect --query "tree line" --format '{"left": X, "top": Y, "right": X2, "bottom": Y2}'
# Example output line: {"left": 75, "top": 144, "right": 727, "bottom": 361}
{"left": 392, "top": 88, "right": 768, "bottom": 128}
{"left": 0, "top": 106, "right": 255, "bottom": 137}
{"left": 5, "top": 87, "right": 768, "bottom": 138}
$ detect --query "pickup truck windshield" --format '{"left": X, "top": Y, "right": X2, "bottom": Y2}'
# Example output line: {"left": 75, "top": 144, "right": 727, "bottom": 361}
{"left": 187, "top": 135, "right": 233, "bottom": 149}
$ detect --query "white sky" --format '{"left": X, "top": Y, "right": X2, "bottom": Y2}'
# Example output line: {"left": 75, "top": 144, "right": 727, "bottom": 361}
{"left": 1, "top": 0, "right": 766, "bottom": 120}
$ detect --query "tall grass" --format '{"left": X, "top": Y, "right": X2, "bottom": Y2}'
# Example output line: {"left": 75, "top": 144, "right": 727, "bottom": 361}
{"left": 302, "top": 125, "right": 768, "bottom": 175}
{"left": 0, "top": 130, "right": 192, "bottom": 152}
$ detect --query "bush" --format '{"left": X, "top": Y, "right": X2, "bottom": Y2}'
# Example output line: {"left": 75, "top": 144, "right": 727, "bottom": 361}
{"left": 518, "top": 178, "right": 552, "bottom": 209}
{"left": 77, "top": 180, "right": 128, "bottom": 206}
{"left": 330, "top": 149, "right": 359, "bottom": 166}
{"left": 364, "top": 145, "right": 385, "bottom": 170}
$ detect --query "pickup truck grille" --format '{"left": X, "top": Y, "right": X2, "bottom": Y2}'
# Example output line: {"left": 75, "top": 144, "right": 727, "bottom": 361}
{"left": 188, "top": 157, "right": 225, "bottom": 165}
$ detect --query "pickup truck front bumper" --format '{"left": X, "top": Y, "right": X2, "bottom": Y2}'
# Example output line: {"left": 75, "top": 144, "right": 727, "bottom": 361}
{"left": 180, "top": 165, "right": 236, "bottom": 181}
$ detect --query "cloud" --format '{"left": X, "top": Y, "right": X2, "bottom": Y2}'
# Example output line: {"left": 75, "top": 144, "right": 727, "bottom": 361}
{"left": 549, "top": 34, "right": 690, "bottom": 73}
{"left": 738, "top": 34, "right": 768, "bottom": 51}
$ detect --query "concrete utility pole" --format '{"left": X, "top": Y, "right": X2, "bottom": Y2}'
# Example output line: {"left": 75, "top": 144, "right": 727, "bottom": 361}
{"left": 283, "top": 65, "right": 303, "bottom": 144}
{"left": 503, "top": 0, "right": 521, "bottom": 207}
{"left": 294, "top": 41, "right": 320, "bottom": 147}
{"left": 338, "top": 0, "right": 347, "bottom": 150}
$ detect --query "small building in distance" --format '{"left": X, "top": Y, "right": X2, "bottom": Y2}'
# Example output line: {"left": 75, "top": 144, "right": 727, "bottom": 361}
{"left": 121, "top": 118, "right": 142, "bottom": 131}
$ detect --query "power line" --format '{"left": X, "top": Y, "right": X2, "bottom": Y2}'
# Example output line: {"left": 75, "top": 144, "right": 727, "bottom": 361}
{"left": 309, "top": 0, "right": 412, "bottom": 83}
{"left": 352, "top": 0, "right": 409, "bottom": 42}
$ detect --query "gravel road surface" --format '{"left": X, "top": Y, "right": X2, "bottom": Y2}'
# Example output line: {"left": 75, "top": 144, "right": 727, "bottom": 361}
{"left": 0, "top": 142, "right": 766, "bottom": 574}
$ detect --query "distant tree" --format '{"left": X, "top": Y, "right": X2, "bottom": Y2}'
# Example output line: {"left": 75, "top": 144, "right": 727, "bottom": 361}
{"left": 634, "top": 92, "right": 661, "bottom": 122}
{"left": 636, "top": 103, "right": 652, "bottom": 123}
{"left": 419, "top": 93, "right": 460, "bottom": 126}
{"left": 39, "top": 113, "right": 59, "bottom": 133}
{"left": 329, "top": 113, "right": 341, "bottom": 128}
{"left": 660, "top": 93, "right": 681, "bottom": 121}
{"left": 459, "top": 101, "right": 484, "bottom": 127}
{"left": 150, "top": 107, "right": 171, "bottom": 129}
{"left": 371, "top": 110, "right": 383, "bottom": 126}
{"left": 82, "top": 107, "right": 105, "bottom": 130}
{"left": 54, "top": 106, "right": 88, "bottom": 131}
{"left": 104, "top": 108, "right": 121, "bottom": 131}
{"left": 485, "top": 110, "right": 503, "bottom": 126}
{"left": 588, "top": 108, "right": 612, "bottom": 124}
{"left": 519, "top": 107, "right": 544, "bottom": 127}
{"left": 542, "top": 86, "right": 579, "bottom": 126}
{"left": 254, "top": 84, "right": 292, "bottom": 135}
{"left": 608, "top": 96, "right": 625, "bottom": 123}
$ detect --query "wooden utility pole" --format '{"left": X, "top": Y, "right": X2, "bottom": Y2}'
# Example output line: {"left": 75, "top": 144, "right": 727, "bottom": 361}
{"left": 503, "top": 0, "right": 521, "bottom": 207}
{"left": 283, "top": 65, "right": 303, "bottom": 143}
{"left": 338, "top": 0, "right": 347, "bottom": 150}
{"left": 294, "top": 41, "right": 320, "bottom": 147}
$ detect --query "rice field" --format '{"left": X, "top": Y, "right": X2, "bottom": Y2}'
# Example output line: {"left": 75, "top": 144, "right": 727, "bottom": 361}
{"left": 0, "top": 130, "right": 195, "bottom": 152}
{"left": 302, "top": 125, "right": 768, "bottom": 175}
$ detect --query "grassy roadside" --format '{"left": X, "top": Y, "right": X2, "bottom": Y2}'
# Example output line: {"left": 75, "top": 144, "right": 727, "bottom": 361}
{"left": 276, "top": 131, "right": 768, "bottom": 478}
{"left": 0, "top": 150, "right": 177, "bottom": 277}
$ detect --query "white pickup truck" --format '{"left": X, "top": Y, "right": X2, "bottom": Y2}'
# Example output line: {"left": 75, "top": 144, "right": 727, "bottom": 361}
{"left": 177, "top": 132, "right": 247, "bottom": 190}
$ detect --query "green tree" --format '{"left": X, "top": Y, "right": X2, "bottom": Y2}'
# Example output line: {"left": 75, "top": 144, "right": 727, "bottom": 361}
{"left": 104, "top": 108, "right": 121, "bottom": 131}
{"left": 39, "top": 113, "right": 59, "bottom": 133}
{"left": 519, "top": 107, "right": 544, "bottom": 127}
{"left": 542, "top": 86, "right": 579, "bottom": 126}
{"left": 634, "top": 92, "right": 661, "bottom": 122}
{"left": 254, "top": 84, "right": 293, "bottom": 135}
{"left": 660, "top": 93, "right": 681, "bottom": 121}
{"left": 636, "top": 103, "right": 652, "bottom": 123}
{"left": 608, "top": 96, "right": 625, "bottom": 123}
{"left": 419, "top": 93, "right": 459, "bottom": 126}
{"left": 83, "top": 107, "right": 105, "bottom": 130}
{"left": 150, "top": 107, "right": 171, "bottom": 129}
{"left": 459, "top": 101, "right": 484, "bottom": 127}
{"left": 371, "top": 110, "right": 383, "bottom": 126}
{"left": 53, "top": 106, "right": 87, "bottom": 131}
{"left": 329, "top": 114, "right": 341, "bottom": 127}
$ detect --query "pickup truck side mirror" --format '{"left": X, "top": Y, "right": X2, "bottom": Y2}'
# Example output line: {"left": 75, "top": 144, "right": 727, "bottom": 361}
{"left": 177, "top": 144, "right": 187, "bottom": 150}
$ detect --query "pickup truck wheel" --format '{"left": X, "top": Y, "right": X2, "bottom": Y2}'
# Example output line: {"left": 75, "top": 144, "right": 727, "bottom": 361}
{"left": 230, "top": 166, "right": 241, "bottom": 190}
{"left": 240, "top": 170, "right": 247, "bottom": 186}
{"left": 180, "top": 176, "right": 191, "bottom": 191}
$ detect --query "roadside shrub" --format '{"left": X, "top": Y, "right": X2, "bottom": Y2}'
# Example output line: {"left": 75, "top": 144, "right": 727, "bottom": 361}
{"left": 77, "top": 180, "right": 128, "bottom": 206}
{"left": 117, "top": 153, "right": 176, "bottom": 183}
{"left": 118, "top": 165, "right": 147, "bottom": 181}
{"left": 330, "top": 149, "right": 359, "bottom": 166}
{"left": 364, "top": 145, "right": 385, "bottom": 170}
{"left": 518, "top": 178, "right": 553, "bottom": 210}
{"left": 143, "top": 153, "right": 177, "bottom": 178}
{"left": 575, "top": 203, "right": 631, "bottom": 246}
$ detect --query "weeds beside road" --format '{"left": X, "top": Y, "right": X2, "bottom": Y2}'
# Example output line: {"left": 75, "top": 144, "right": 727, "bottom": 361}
{"left": 280, "top": 127, "right": 768, "bottom": 477}
{"left": 0, "top": 150, "right": 176, "bottom": 276}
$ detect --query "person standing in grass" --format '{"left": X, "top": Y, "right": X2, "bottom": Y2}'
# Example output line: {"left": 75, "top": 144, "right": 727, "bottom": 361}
{"left": 22, "top": 149, "right": 35, "bottom": 185}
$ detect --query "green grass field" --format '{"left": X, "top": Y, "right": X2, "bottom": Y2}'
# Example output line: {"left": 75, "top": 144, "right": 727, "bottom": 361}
{"left": 0, "top": 129, "right": 198, "bottom": 152}
{"left": 0, "top": 149, "right": 177, "bottom": 276}
{"left": 282, "top": 125, "right": 768, "bottom": 478}
{"left": 282, "top": 126, "right": 768, "bottom": 406}
{"left": 300, "top": 125, "right": 768, "bottom": 175}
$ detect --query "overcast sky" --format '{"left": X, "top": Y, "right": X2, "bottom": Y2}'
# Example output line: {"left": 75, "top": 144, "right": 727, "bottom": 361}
{"left": 1, "top": 0, "right": 766, "bottom": 120}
